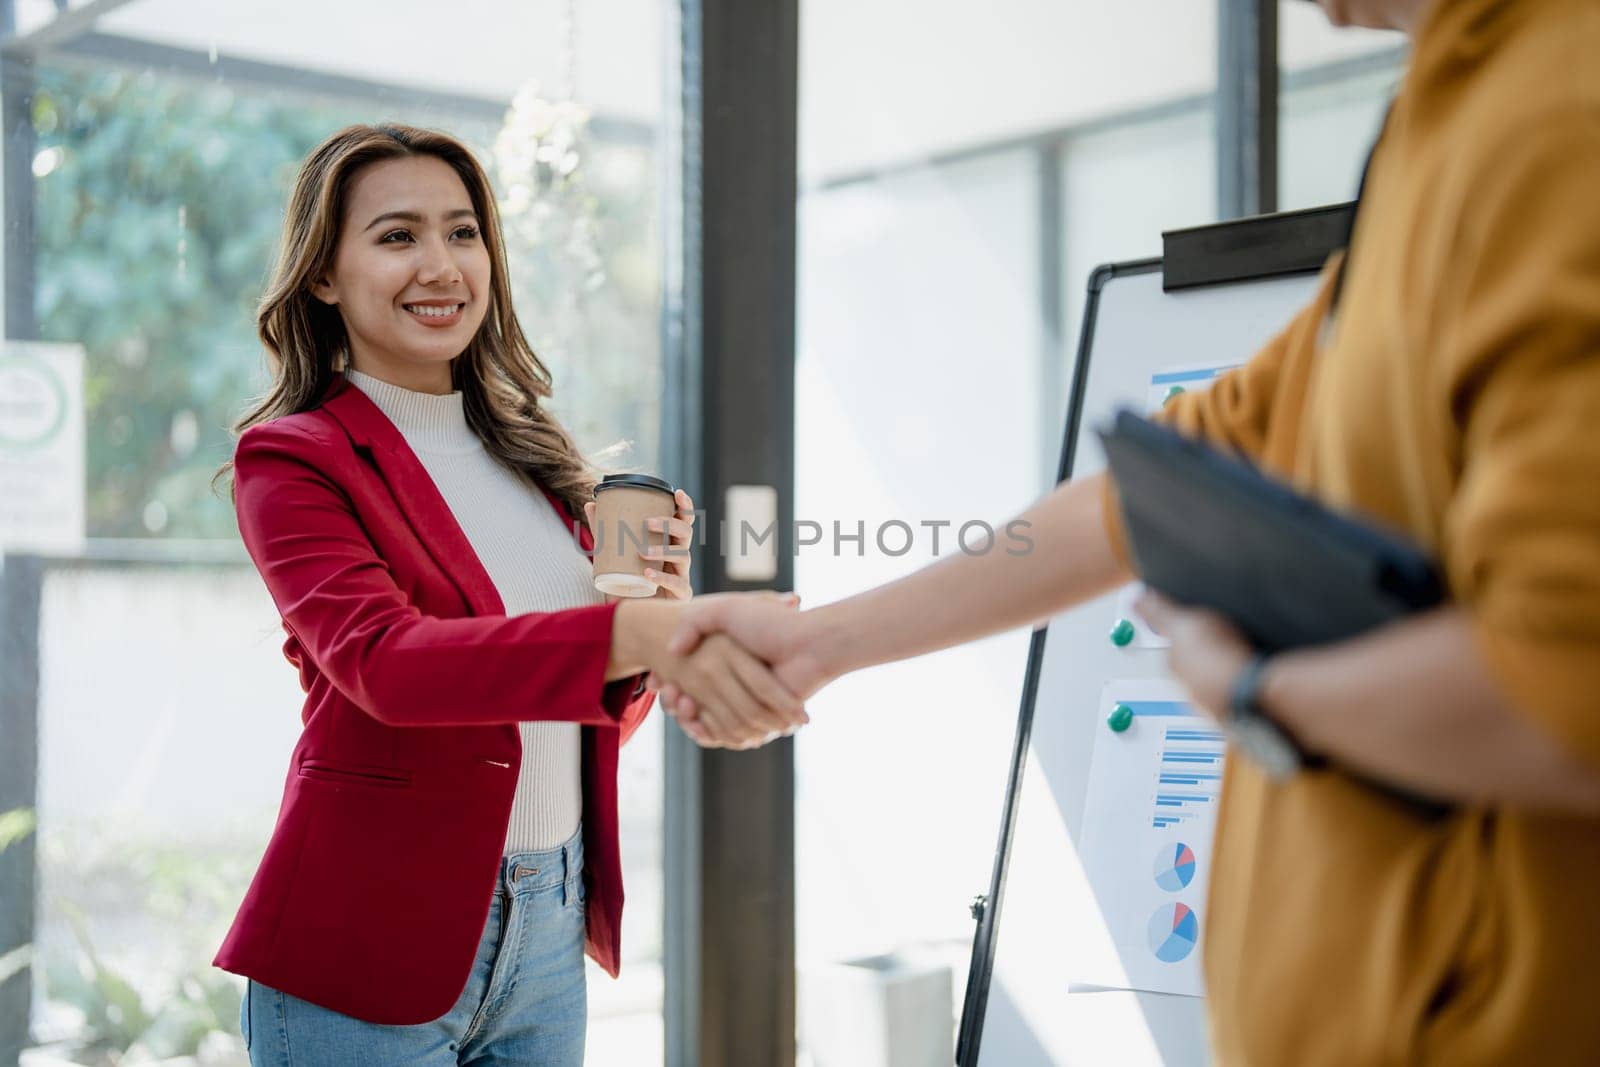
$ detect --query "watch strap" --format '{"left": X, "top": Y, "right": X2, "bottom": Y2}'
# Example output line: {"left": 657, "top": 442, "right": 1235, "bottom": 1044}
{"left": 1227, "top": 652, "right": 1326, "bottom": 771}
{"left": 1228, "top": 652, "right": 1274, "bottom": 725}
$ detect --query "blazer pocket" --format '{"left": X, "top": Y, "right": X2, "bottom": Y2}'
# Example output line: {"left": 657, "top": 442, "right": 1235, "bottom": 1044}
{"left": 297, "top": 757, "right": 413, "bottom": 789}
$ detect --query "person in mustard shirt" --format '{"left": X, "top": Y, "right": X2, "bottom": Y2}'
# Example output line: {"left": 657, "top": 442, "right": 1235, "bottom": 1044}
{"left": 650, "top": 0, "right": 1600, "bottom": 1061}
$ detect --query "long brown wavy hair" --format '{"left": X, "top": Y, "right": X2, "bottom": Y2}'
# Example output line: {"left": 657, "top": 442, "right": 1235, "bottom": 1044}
{"left": 217, "top": 123, "right": 597, "bottom": 518}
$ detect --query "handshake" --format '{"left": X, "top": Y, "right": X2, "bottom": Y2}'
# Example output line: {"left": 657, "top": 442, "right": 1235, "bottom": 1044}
{"left": 616, "top": 592, "right": 838, "bottom": 751}
{"left": 597, "top": 490, "right": 844, "bottom": 750}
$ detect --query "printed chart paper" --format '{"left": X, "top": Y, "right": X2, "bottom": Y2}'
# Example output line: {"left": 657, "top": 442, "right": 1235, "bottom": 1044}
{"left": 1075, "top": 680, "right": 1228, "bottom": 998}
{"left": 1147, "top": 361, "right": 1239, "bottom": 412}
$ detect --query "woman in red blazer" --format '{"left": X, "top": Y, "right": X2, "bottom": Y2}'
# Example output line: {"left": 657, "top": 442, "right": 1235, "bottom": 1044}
{"left": 214, "top": 123, "right": 802, "bottom": 1065}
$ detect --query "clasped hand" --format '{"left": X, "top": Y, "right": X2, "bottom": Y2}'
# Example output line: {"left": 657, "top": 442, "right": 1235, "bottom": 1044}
{"left": 642, "top": 593, "right": 832, "bottom": 750}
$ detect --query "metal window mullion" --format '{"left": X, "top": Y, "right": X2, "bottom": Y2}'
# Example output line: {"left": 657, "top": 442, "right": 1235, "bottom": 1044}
{"left": 1217, "top": 0, "right": 1279, "bottom": 219}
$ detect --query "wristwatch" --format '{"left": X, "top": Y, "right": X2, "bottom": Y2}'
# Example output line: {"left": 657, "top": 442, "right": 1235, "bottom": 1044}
{"left": 1224, "top": 653, "right": 1316, "bottom": 780}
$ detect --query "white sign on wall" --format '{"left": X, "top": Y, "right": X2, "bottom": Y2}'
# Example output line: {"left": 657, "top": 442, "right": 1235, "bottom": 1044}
{"left": 0, "top": 342, "right": 86, "bottom": 555}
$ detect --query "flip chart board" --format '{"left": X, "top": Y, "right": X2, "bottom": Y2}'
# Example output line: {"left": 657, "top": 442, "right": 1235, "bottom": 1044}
{"left": 958, "top": 204, "right": 1355, "bottom": 1067}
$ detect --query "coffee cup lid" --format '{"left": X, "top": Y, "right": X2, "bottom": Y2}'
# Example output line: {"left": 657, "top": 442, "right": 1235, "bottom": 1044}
{"left": 594, "top": 473, "right": 675, "bottom": 497}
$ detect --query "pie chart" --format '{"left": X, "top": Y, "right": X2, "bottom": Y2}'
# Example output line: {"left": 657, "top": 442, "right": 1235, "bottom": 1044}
{"left": 1148, "top": 902, "right": 1199, "bottom": 963}
{"left": 1154, "top": 842, "right": 1197, "bottom": 891}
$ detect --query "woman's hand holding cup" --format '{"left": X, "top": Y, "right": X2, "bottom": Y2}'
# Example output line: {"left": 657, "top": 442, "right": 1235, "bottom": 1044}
{"left": 585, "top": 487, "right": 697, "bottom": 602}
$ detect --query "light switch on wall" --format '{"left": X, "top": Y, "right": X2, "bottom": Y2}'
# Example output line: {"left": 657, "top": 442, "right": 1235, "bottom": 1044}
{"left": 724, "top": 484, "right": 780, "bottom": 582}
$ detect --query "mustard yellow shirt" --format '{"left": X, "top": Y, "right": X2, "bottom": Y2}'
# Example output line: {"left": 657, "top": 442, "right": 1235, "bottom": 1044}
{"left": 1128, "top": 1, "right": 1600, "bottom": 1061}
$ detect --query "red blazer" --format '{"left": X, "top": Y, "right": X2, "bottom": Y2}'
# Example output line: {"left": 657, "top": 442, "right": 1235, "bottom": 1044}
{"left": 213, "top": 373, "right": 653, "bottom": 1024}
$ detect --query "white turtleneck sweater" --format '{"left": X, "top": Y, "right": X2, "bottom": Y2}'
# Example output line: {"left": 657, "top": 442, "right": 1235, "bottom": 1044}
{"left": 346, "top": 369, "right": 601, "bottom": 854}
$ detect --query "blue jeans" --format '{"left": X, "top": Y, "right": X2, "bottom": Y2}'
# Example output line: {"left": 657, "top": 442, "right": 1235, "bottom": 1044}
{"left": 241, "top": 828, "right": 588, "bottom": 1066}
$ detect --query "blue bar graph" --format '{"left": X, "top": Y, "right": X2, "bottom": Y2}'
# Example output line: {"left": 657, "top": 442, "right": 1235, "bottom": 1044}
{"left": 1120, "top": 701, "right": 1193, "bottom": 718}
{"left": 1149, "top": 718, "right": 1227, "bottom": 828}
{"left": 1151, "top": 367, "right": 1227, "bottom": 386}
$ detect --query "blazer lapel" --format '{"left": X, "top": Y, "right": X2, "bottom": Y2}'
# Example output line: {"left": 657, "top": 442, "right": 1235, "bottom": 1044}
{"left": 318, "top": 373, "right": 506, "bottom": 618}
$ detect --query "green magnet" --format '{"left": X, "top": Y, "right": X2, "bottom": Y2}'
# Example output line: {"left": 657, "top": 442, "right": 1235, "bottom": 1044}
{"left": 1110, "top": 618, "right": 1137, "bottom": 647}
{"left": 1164, "top": 385, "right": 1186, "bottom": 405}
{"left": 1108, "top": 703, "right": 1135, "bottom": 733}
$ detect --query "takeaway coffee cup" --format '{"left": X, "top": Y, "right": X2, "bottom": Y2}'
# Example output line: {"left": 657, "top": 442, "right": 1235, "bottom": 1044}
{"left": 591, "top": 474, "right": 678, "bottom": 598}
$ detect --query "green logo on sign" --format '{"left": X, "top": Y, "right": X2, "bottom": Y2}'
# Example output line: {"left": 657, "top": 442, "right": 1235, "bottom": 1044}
{"left": 0, "top": 355, "right": 68, "bottom": 451}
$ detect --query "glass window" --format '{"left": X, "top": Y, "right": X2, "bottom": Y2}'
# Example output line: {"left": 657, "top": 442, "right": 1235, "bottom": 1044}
{"left": 796, "top": 5, "right": 1217, "bottom": 1060}
{"left": 1279, "top": 5, "right": 1407, "bottom": 211}
{"left": 796, "top": 141, "right": 1046, "bottom": 970}
{"left": 1279, "top": 1, "right": 1401, "bottom": 73}
{"left": 1059, "top": 104, "right": 1216, "bottom": 455}
{"left": 1280, "top": 63, "right": 1401, "bottom": 211}
{"left": 4, "top": 3, "right": 669, "bottom": 1062}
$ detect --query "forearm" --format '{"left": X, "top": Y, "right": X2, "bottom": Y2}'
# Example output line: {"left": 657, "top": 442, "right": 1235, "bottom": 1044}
{"left": 813, "top": 473, "right": 1127, "bottom": 675}
{"left": 1264, "top": 608, "right": 1600, "bottom": 813}
{"left": 607, "top": 599, "right": 679, "bottom": 680}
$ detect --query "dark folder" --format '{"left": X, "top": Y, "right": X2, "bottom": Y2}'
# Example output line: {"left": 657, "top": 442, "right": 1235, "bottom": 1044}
{"left": 1098, "top": 409, "right": 1445, "bottom": 653}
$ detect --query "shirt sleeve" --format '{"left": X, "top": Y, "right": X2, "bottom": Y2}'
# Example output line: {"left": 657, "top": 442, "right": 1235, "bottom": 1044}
{"left": 233, "top": 419, "right": 631, "bottom": 730}
{"left": 1440, "top": 114, "right": 1600, "bottom": 769}
{"left": 1100, "top": 254, "right": 1344, "bottom": 565}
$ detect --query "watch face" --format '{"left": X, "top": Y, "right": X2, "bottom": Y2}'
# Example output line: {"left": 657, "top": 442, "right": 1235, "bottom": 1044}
{"left": 1228, "top": 717, "right": 1303, "bottom": 780}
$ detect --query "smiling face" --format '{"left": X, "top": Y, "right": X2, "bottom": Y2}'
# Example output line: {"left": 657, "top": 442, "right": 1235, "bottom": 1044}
{"left": 310, "top": 154, "right": 493, "bottom": 394}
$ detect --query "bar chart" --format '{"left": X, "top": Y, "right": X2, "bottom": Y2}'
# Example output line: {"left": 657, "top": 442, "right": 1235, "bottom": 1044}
{"left": 1151, "top": 716, "right": 1226, "bottom": 829}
